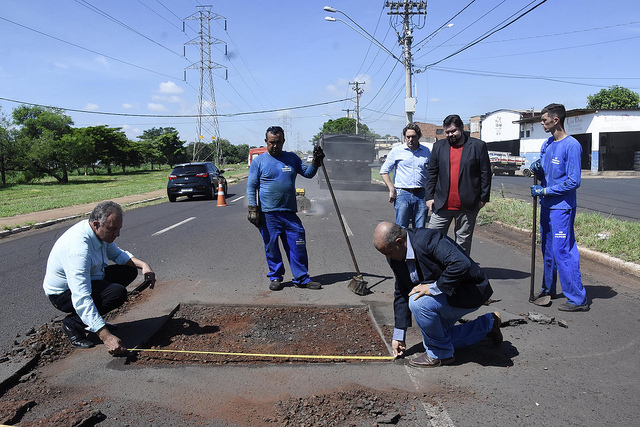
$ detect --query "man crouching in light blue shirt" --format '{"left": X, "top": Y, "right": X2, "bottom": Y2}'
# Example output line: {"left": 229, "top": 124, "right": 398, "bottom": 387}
{"left": 380, "top": 123, "right": 430, "bottom": 228}
{"left": 43, "top": 201, "right": 156, "bottom": 355}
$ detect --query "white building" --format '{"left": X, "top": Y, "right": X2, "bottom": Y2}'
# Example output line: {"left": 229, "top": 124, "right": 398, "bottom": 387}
{"left": 517, "top": 109, "right": 640, "bottom": 174}
{"left": 472, "top": 109, "right": 538, "bottom": 155}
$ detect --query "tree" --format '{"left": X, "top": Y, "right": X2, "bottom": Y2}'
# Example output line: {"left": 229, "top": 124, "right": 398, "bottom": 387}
{"left": 137, "top": 127, "right": 187, "bottom": 168}
{"left": 0, "top": 108, "right": 18, "bottom": 184}
{"left": 87, "top": 125, "right": 133, "bottom": 174}
{"left": 12, "top": 105, "right": 75, "bottom": 183}
{"left": 586, "top": 85, "right": 640, "bottom": 110}
{"left": 311, "top": 117, "right": 377, "bottom": 144}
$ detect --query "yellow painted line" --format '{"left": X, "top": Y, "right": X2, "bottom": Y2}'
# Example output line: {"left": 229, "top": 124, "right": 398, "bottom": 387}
{"left": 128, "top": 348, "right": 394, "bottom": 361}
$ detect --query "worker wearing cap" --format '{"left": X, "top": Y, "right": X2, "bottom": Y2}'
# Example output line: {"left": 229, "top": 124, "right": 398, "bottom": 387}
{"left": 380, "top": 123, "right": 430, "bottom": 229}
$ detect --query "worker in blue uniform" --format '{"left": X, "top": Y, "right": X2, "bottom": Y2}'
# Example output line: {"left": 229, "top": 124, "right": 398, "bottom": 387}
{"left": 247, "top": 126, "right": 325, "bottom": 291}
{"left": 530, "top": 103, "right": 589, "bottom": 312}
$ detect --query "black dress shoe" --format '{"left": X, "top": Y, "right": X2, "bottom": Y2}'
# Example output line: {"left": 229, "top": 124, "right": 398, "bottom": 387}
{"left": 408, "top": 353, "right": 455, "bottom": 368}
{"left": 62, "top": 324, "right": 95, "bottom": 349}
{"left": 486, "top": 312, "right": 503, "bottom": 347}
{"left": 269, "top": 280, "right": 284, "bottom": 291}
{"left": 558, "top": 302, "right": 590, "bottom": 312}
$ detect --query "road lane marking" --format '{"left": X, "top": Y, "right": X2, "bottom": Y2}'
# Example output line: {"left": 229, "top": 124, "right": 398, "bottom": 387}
{"left": 152, "top": 217, "right": 196, "bottom": 236}
{"left": 341, "top": 214, "right": 353, "bottom": 237}
{"left": 230, "top": 196, "right": 244, "bottom": 203}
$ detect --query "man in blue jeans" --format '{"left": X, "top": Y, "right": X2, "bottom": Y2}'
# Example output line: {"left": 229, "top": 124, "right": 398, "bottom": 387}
{"left": 247, "top": 126, "right": 324, "bottom": 291}
{"left": 530, "top": 103, "right": 589, "bottom": 312}
{"left": 380, "top": 123, "right": 430, "bottom": 228}
{"left": 374, "top": 221, "right": 501, "bottom": 367}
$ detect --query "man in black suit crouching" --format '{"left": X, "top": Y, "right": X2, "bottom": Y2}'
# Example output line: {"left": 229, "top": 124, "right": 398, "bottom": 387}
{"left": 373, "top": 221, "right": 501, "bottom": 368}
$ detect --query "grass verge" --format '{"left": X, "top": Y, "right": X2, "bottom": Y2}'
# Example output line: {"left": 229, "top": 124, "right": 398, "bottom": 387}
{"left": 478, "top": 197, "right": 640, "bottom": 263}
{"left": 0, "top": 164, "right": 249, "bottom": 219}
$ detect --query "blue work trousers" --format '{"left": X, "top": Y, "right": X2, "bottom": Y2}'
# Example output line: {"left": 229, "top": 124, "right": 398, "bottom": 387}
{"left": 259, "top": 211, "right": 310, "bottom": 285}
{"left": 395, "top": 188, "right": 427, "bottom": 229}
{"left": 540, "top": 207, "right": 587, "bottom": 306}
{"left": 409, "top": 293, "right": 494, "bottom": 359}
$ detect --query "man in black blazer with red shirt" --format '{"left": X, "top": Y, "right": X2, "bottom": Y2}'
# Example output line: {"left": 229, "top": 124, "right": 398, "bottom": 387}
{"left": 426, "top": 114, "right": 491, "bottom": 254}
{"left": 374, "top": 221, "right": 501, "bottom": 368}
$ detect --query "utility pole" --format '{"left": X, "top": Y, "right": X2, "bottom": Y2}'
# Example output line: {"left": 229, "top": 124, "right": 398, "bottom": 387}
{"left": 349, "top": 81, "right": 364, "bottom": 134}
{"left": 385, "top": 1, "right": 427, "bottom": 125}
{"left": 184, "top": 6, "right": 227, "bottom": 164}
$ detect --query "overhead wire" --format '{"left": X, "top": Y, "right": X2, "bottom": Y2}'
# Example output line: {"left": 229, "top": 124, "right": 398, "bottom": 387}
{"left": 420, "top": 0, "right": 548, "bottom": 69}
{"left": 0, "top": 15, "right": 183, "bottom": 81}
{"left": 0, "top": 96, "right": 353, "bottom": 118}
{"left": 73, "top": 0, "right": 186, "bottom": 59}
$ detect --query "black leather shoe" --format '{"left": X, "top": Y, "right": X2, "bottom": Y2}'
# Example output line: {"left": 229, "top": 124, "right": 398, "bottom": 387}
{"left": 62, "top": 324, "right": 95, "bottom": 349}
{"left": 558, "top": 302, "right": 590, "bottom": 312}
{"left": 295, "top": 281, "right": 322, "bottom": 290}
{"left": 269, "top": 280, "right": 284, "bottom": 291}
{"left": 487, "top": 312, "right": 503, "bottom": 347}
{"left": 408, "top": 353, "right": 454, "bottom": 368}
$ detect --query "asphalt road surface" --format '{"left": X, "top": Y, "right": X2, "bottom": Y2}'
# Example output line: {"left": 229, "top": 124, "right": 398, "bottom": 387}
{"left": 491, "top": 174, "right": 640, "bottom": 221}
{"left": 1, "top": 176, "right": 639, "bottom": 425}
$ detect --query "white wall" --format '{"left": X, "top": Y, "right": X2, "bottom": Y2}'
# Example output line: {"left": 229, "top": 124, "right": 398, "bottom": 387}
{"left": 481, "top": 110, "right": 522, "bottom": 142}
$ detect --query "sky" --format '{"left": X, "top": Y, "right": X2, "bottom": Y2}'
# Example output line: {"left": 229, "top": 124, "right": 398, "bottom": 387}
{"left": 1, "top": 0, "right": 639, "bottom": 154}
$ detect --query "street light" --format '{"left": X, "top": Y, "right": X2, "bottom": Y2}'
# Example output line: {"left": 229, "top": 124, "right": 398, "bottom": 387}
{"left": 324, "top": 16, "right": 401, "bottom": 63}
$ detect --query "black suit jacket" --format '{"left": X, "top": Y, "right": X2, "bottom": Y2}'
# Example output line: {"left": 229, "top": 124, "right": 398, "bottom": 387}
{"left": 389, "top": 228, "right": 493, "bottom": 332}
{"left": 425, "top": 133, "right": 492, "bottom": 212}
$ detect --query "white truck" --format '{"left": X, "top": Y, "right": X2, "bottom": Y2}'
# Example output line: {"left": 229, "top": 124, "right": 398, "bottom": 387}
{"left": 488, "top": 151, "right": 526, "bottom": 176}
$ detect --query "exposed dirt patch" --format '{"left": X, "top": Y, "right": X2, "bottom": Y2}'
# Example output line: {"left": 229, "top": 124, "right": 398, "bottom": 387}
{"left": 233, "top": 384, "right": 445, "bottom": 426}
{"left": 133, "top": 305, "right": 390, "bottom": 365}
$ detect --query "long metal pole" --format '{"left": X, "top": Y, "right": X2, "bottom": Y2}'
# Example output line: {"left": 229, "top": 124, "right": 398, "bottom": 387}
{"left": 529, "top": 175, "right": 538, "bottom": 302}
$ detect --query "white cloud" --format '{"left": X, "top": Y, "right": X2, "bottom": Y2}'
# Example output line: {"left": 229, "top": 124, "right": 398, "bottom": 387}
{"left": 84, "top": 103, "right": 100, "bottom": 111}
{"left": 95, "top": 56, "right": 109, "bottom": 68}
{"left": 121, "top": 103, "right": 134, "bottom": 109}
{"left": 151, "top": 94, "right": 182, "bottom": 103}
{"left": 147, "top": 103, "right": 167, "bottom": 112}
{"left": 326, "top": 77, "right": 349, "bottom": 95}
{"left": 54, "top": 62, "right": 68, "bottom": 69}
{"left": 120, "top": 124, "right": 141, "bottom": 139}
{"left": 429, "top": 98, "right": 440, "bottom": 103}
{"left": 158, "top": 81, "right": 183, "bottom": 94}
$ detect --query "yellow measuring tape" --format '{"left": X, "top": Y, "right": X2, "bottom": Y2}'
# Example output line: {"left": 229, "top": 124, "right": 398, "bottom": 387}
{"left": 128, "top": 348, "right": 394, "bottom": 361}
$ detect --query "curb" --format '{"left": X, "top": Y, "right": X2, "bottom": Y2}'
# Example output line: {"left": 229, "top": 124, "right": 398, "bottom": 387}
{"left": 0, "top": 196, "right": 165, "bottom": 239}
{"left": 491, "top": 221, "right": 640, "bottom": 279}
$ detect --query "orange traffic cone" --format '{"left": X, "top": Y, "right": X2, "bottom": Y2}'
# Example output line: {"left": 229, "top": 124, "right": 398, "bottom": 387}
{"left": 216, "top": 181, "right": 227, "bottom": 207}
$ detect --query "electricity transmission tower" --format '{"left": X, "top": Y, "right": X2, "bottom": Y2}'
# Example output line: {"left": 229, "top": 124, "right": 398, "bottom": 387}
{"left": 184, "top": 6, "right": 227, "bottom": 164}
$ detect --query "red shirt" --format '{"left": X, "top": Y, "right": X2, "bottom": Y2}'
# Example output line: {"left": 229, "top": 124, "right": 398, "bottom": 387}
{"left": 443, "top": 144, "right": 464, "bottom": 210}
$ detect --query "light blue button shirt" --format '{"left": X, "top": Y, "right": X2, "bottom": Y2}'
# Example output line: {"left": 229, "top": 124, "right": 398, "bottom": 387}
{"left": 393, "top": 233, "right": 442, "bottom": 342}
{"left": 43, "top": 220, "right": 132, "bottom": 332}
{"left": 380, "top": 143, "right": 430, "bottom": 188}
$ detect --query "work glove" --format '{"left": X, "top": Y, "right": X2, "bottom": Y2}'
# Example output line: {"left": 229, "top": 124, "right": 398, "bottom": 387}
{"left": 247, "top": 206, "right": 261, "bottom": 228}
{"left": 531, "top": 185, "right": 546, "bottom": 197}
{"left": 312, "top": 145, "right": 325, "bottom": 167}
{"left": 530, "top": 159, "right": 542, "bottom": 174}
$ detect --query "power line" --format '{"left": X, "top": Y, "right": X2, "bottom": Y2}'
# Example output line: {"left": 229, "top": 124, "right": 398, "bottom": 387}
{"left": 0, "top": 96, "right": 353, "bottom": 118}
{"left": 419, "top": 0, "right": 548, "bottom": 70}
{"left": 73, "top": 0, "right": 186, "bottom": 59}
{"left": 0, "top": 15, "right": 183, "bottom": 81}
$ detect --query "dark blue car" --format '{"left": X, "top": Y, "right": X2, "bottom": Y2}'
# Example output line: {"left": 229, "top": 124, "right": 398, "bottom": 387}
{"left": 167, "top": 162, "right": 227, "bottom": 202}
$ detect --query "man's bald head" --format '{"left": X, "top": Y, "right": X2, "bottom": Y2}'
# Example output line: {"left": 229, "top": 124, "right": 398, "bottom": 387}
{"left": 374, "top": 221, "right": 407, "bottom": 260}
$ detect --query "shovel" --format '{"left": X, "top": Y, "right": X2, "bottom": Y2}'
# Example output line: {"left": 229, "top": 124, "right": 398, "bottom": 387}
{"left": 320, "top": 162, "right": 369, "bottom": 295}
{"left": 529, "top": 175, "right": 551, "bottom": 306}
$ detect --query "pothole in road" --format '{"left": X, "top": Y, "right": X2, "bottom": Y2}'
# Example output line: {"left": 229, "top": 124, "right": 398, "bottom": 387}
{"left": 132, "top": 304, "right": 390, "bottom": 365}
